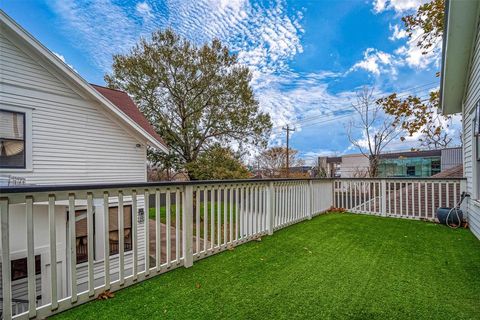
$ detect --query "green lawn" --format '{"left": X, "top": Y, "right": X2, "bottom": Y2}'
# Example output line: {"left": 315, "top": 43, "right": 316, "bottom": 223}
{"left": 53, "top": 213, "right": 480, "bottom": 320}
{"left": 149, "top": 202, "right": 238, "bottom": 240}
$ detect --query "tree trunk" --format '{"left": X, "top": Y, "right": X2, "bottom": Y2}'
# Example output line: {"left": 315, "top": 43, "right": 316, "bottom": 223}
{"left": 369, "top": 156, "right": 379, "bottom": 178}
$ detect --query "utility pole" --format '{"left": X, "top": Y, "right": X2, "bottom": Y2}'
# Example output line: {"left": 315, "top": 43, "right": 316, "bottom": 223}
{"left": 282, "top": 125, "right": 295, "bottom": 177}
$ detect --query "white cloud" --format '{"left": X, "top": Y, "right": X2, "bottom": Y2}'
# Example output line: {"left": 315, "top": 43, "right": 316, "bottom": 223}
{"left": 373, "top": 0, "right": 428, "bottom": 14}
{"left": 389, "top": 24, "right": 407, "bottom": 41}
{"left": 136, "top": 2, "right": 153, "bottom": 20}
{"left": 357, "top": 2, "right": 442, "bottom": 74}
{"left": 349, "top": 48, "right": 397, "bottom": 76}
{"left": 393, "top": 25, "right": 441, "bottom": 70}
{"left": 49, "top": 0, "right": 306, "bottom": 139}
{"left": 53, "top": 51, "right": 77, "bottom": 72}
{"left": 48, "top": 0, "right": 453, "bottom": 154}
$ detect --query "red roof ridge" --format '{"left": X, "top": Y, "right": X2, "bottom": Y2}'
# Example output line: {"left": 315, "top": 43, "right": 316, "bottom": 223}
{"left": 90, "top": 84, "right": 167, "bottom": 150}
{"left": 90, "top": 83, "right": 126, "bottom": 93}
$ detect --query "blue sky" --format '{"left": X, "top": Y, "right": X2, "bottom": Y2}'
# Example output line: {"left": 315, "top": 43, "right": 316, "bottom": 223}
{"left": 1, "top": 0, "right": 459, "bottom": 163}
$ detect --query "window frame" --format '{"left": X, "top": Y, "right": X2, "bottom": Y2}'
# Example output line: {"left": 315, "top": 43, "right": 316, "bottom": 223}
{"left": 73, "top": 208, "right": 96, "bottom": 265}
{"left": 108, "top": 205, "right": 133, "bottom": 257}
{"left": 0, "top": 105, "right": 33, "bottom": 172}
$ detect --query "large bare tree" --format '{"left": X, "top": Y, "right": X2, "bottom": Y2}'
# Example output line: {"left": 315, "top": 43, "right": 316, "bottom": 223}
{"left": 347, "top": 87, "right": 403, "bottom": 177}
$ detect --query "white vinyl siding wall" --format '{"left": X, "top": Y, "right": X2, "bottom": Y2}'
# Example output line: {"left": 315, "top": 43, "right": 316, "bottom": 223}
{"left": 463, "top": 24, "right": 480, "bottom": 240}
{"left": 0, "top": 33, "right": 147, "bottom": 185}
{"left": 440, "top": 147, "right": 463, "bottom": 171}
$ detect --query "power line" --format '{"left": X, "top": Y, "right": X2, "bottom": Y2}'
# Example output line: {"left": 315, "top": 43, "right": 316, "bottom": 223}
{"left": 271, "top": 93, "right": 433, "bottom": 134}
{"left": 295, "top": 98, "right": 432, "bottom": 131}
{"left": 272, "top": 86, "right": 437, "bottom": 131}
{"left": 270, "top": 82, "right": 439, "bottom": 131}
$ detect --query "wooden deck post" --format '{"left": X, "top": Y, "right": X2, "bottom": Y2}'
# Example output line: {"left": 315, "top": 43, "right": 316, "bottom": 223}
{"left": 183, "top": 185, "right": 194, "bottom": 268}
{"left": 308, "top": 180, "right": 313, "bottom": 219}
{"left": 1, "top": 198, "right": 11, "bottom": 320}
{"left": 381, "top": 180, "right": 387, "bottom": 216}
{"left": 267, "top": 181, "right": 274, "bottom": 235}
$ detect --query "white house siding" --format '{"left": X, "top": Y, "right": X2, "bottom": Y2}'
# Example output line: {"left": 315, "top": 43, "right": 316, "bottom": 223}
{"left": 463, "top": 25, "right": 480, "bottom": 240}
{"left": 440, "top": 147, "right": 463, "bottom": 171}
{"left": 0, "top": 31, "right": 151, "bottom": 309}
{"left": 0, "top": 32, "right": 148, "bottom": 185}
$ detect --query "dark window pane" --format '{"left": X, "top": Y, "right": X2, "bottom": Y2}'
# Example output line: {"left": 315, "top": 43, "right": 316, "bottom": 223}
{"left": 75, "top": 210, "right": 90, "bottom": 264}
{"left": 109, "top": 206, "right": 133, "bottom": 255}
{"left": 406, "top": 166, "right": 415, "bottom": 176}
{"left": 431, "top": 160, "right": 441, "bottom": 176}
{"left": 11, "top": 255, "right": 41, "bottom": 281}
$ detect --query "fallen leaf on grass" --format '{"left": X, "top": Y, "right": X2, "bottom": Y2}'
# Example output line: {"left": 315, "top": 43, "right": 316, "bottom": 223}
{"left": 97, "top": 290, "right": 115, "bottom": 300}
{"left": 195, "top": 283, "right": 201, "bottom": 289}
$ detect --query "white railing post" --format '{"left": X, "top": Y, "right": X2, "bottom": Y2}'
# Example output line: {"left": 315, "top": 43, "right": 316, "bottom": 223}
{"left": 1, "top": 198, "right": 12, "bottom": 320}
{"left": 332, "top": 179, "right": 336, "bottom": 209}
{"left": 183, "top": 185, "right": 194, "bottom": 268}
{"left": 267, "top": 181, "right": 274, "bottom": 235}
{"left": 381, "top": 179, "right": 387, "bottom": 216}
{"left": 308, "top": 180, "right": 313, "bottom": 219}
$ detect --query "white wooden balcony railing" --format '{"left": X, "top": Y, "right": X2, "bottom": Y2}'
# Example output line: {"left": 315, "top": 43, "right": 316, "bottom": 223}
{"left": 0, "top": 177, "right": 465, "bottom": 319}
{"left": 333, "top": 178, "right": 466, "bottom": 220}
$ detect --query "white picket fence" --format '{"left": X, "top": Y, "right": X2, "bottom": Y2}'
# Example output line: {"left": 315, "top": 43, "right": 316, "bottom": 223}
{"left": 333, "top": 178, "right": 465, "bottom": 220}
{"left": 0, "top": 177, "right": 464, "bottom": 319}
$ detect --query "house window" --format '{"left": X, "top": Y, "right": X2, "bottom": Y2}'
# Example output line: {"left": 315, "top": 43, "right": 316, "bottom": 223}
{"left": 0, "top": 109, "right": 25, "bottom": 168}
{"left": 406, "top": 166, "right": 416, "bottom": 176}
{"left": 108, "top": 206, "right": 133, "bottom": 256}
{"left": 75, "top": 209, "right": 94, "bottom": 264}
{"left": 431, "top": 159, "right": 441, "bottom": 176}
{"left": 11, "top": 255, "right": 41, "bottom": 281}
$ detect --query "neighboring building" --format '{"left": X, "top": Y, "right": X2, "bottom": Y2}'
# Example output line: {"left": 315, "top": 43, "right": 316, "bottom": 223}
{"left": 0, "top": 11, "right": 167, "bottom": 310}
{"left": 318, "top": 156, "right": 341, "bottom": 177}
{"left": 441, "top": 147, "right": 464, "bottom": 171}
{"left": 318, "top": 154, "right": 369, "bottom": 178}
{"left": 340, "top": 154, "right": 370, "bottom": 178}
{"left": 377, "top": 150, "right": 441, "bottom": 177}
{"left": 440, "top": 0, "right": 480, "bottom": 240}
{"left": 318, "top": 147, "right": 463, "bottom": 178}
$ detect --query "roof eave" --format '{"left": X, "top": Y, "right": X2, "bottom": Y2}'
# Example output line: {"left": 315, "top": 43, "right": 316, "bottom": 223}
{"left": 440, "top": 0, "right": 480, "bottom": 115}
{"left": 0, "top": 10, "right": 168, "bottom": 153}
